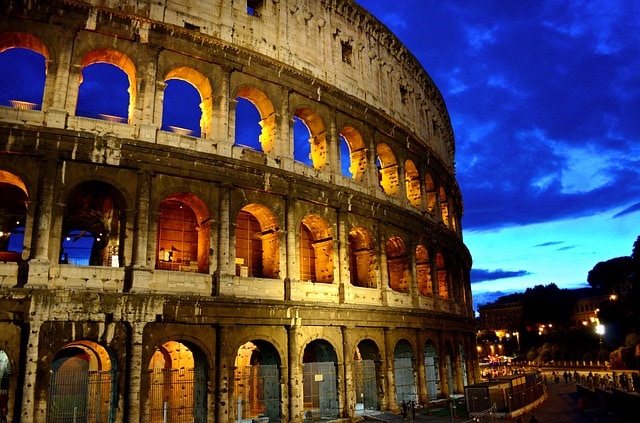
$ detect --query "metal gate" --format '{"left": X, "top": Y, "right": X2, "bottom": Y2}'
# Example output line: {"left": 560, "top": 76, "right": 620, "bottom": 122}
{"left": 235, "top": 363, "right": 280, "bottom": 422}
{"left": 148, "top": 367, "right": 207, "bottom": 423}
{"left": 303, "top": 362, "right": 339, "bottom": 419}
{"left": 354, "top": 359, "right": 378, "bottom": 411}
{"left": 394, "top": 357, "right": 417, "bottom": 404}
{"left": 48, "top": 369, "right": 114, "bottom": 423}
{"left": 425, "top": 355, "right": 440, "bottom": 400}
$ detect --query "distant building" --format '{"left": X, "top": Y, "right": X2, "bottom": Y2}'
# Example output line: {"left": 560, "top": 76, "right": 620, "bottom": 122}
{"left": 479, "top": 301, "right": 523, "bottom": 334}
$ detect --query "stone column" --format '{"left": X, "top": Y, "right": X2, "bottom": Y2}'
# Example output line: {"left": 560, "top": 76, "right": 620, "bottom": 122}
{"left": 44, "top": 27, "right": 76, "bottom": 128}
{"left": 215, "top": 325, "right": 231, "bottom": 422}
{"left": 336, "top": 207, "right": 348, "bottom": 303}
{"left": 341, "top": 326, "right": 355, "bottom": 419}
{"left": 217, "top": 184, "right": 232, "bottom": 279}
{"left": 19, "top": 319, "right": 42, "bottom": 423}
{"left": 415, "top": 331, "right": 428, "bottom": 406}
{"left": 287, "top": 325, "right": 302, "bottom": 421}
{"left": 28, "top": 157, "right": 57, "bottom": 287}
{"left": 383, "top": 328, "right": 397, "bottom": 412}
{"left": 284, "top": 194, "right": 297, "bottom": 299}
{"left": 127, "top": 321, "right": 145, "bottom": 423}
{"left": 132, "top": 169, "right": 152, "bottom": 269}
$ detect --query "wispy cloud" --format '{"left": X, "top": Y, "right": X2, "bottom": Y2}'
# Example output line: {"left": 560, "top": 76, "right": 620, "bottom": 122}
{"left": 471, "top": 269, "right": 532, "bottom": 283}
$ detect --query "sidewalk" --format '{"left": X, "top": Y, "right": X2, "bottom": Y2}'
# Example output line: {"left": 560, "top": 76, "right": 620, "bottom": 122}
{"left": 361, "top": 381, "right": 626, "bottom": 423}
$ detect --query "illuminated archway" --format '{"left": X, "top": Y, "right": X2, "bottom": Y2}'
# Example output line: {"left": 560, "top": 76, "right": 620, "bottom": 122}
{"left": 348, "top": 226, "right": 376, "bottom": 288}
{"left": 77, "top": 48, "right": 136, "bottom": 123}
{"left": 148, "top": 340, "right": 208, "bottom": 423}
{"left": 425, "top": 174, "right": 437, "bottom": 216}
{"left": 439, "top": 186, "right": 451, "bottom": 228}
{"left": 0, "top": 32, "right": 48, "bottom": 109}
{"left": 404, "top": 160, "right": 421, "bottom": 208}
{"left": 47, "top": 341, "right": 115, "bottom": 423}
{"left": 236, "top": 86, "right": 276, "bottom": 154}
{"left": 300, "top": 215, "right": 334, "bottom": 283}
{"left": 235, "top": 203, "right": 280, "bottom": 278}
{"left": 156, "top": 192, "right": 210, "bottom": 273}
{"left": 340, "top": 126, "right": 367, "bottom": 181}
{"left": 60, "top": 181, "right": 125, "bottom": 267}
{"left": 0, "top": 170, "right": 28, "bottom": 261}
{"left": 354, "top": 339, "right": 382, "bottom": 413}
{"left": 376, "top": 143, "right": 399, "bottom": 196}
{"left": 293, "top": 107, "right": 327, "bottom": 169}
{"left": 415, "top": 245, "right": 432, "bottom": 296}
{"left": 386, "top": 236, "right": 409, "bottom": 293}
{"left": 436, "top": 253, "right": 449, "bottom": 299}
{"left": 234, "top": 340, "right": 282, "bottom": 422}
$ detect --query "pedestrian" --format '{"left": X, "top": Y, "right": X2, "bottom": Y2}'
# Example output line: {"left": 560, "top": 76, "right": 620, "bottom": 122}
{"left": 401, "top": 400, "right": 407, "bottom": 419}
{"left": 529, "top": 414, "right": 539, "bottom": 423}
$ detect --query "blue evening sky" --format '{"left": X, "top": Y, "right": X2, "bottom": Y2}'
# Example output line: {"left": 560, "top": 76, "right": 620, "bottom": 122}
{"left": 357, "top": 0, "right": 640, "bottom": 308}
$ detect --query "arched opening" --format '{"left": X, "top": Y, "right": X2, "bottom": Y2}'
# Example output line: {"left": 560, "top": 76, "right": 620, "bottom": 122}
{"left": 444, "top": 342, "right": 455, "bottom": 395}
{"left": 354, "top": 340, "right": 381, "bottom": 413}
{"left": 376, "top": 143, "right": 399, "bottom": 196}
{"left": 236, "top": 87, "right": 276, "bottom": 154}
{"left": 47, "top": 341, "right": 116, "bottom": 423}
{"left": 0, "top": 350, "right": 10, "bottom": 420}
{"left": 60, "top": 181, "right": 125, "bottom": 267}
{"left": 235, "top": 204, "right": 280, "bottom": 278}
{"left": 424, "top": 341, "right": 440, "bottom": 401}
{"left": 0, "top": 32, "right": 48, "bottom": 109}
{"left": 393, "top": 340, "right": 417, "bottom": 405}
{"left": 76, "top": 49, "right": 136, "bottom": 123}
{"left": 234, "top": 340, "right": 282, "bottom": 422}
{"left": 162, "top": 67, "right": 213, "bottom": 138}
{"left": 459, "top": 342, "right": 468, "bottom": 388}
{"left": 156, "top": 193, "right": 210, "bottom": 273}
{"left": 348, "top": 226, "right": 376, "bottom": 288}
{"left": 339, "top": 126, "right": 367, "bottom": 181}
{"left": 425, "top": 174, "right": 437, "bottom": 216}
{"left": 415, "top": 245, "right": 432, "bottom": 296}
{"left": 386, "top": 236, "right": 409, "bottom": 293}
{"left": 0, "top": 170, "right": 28, "bottom": 262}
{"left": 436, "top": 253, "right": 449, "bottom": 299}
{"left": 404, "top": 160, "right": 421, "bottom": 208}
{"left": 439, "top": 187, "right": 450, "bottom": 228}
{"left": 303, "top": 340, "right": 339, "bottom": 420}
{"left": 293, "top": 107, "right": 326, "bottom": 169}
{"left": 300, "top": 215, "right": 333, "bottom": 283}
{"left": 148, "top": 340, "right": 208, "bottom": 423}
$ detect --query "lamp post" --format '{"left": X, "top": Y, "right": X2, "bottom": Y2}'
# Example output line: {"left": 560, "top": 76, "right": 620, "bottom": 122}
{"left": 512, "top": 331, "right": 520, "bottom": 355}
{"left": 595, "top": 324, "right": 605, "bottom": 362}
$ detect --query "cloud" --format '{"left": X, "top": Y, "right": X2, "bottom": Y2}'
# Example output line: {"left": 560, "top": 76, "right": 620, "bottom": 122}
{"left": 471, "top": 268, "right": 532, "bottom": 283}
{"left": 613, "top": 202, "right": 640, "bottom": 218}
{"left": 534, "top": 241, "right": 564, "bottom": 248}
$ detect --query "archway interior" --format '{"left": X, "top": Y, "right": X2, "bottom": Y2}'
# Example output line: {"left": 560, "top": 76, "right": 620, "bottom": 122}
{"left": 148, "top": 340, "right": 207, "bottom": 423}
{"left": 0, "top": 350, "right": 9, "bottom": 416}
{"left": 48, "top": 341, "right": 114, "bottom": 423}
{"left": 386, "top": 236, "right": 409, "bottom": 293}
{"left": 354, "top": 340, "right": 380, "bottom": 412}
{"left": 0, "top": 171, "right": 28, "bottom": 261}
{"left": 424, "top": 341, "right": 440, "bottom": 401}
{"left": 393, "top": 340, "right": 417, "bottom": 404}
{"left": 348, "top": 226, "right": 376, "bottom": 288}
{"left": 302, "top": 340, "right": 339, "bottom": 419}
{"left": 234, "top": 340, "right": 281, "bottom": 422}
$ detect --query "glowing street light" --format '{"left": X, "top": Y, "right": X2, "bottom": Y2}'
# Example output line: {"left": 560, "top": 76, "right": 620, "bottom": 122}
{"left": 596, "top": 324, "right": 605, "bottom": 361}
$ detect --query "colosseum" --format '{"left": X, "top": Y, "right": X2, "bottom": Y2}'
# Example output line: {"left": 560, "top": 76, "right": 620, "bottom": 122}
{"left": 0, "top": 0, "right": 476, "bottom": 422}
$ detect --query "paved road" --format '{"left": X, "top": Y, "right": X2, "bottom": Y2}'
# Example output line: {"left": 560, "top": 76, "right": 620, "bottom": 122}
{"left": 361, "top": 380, "right": 629, "bottom": 423}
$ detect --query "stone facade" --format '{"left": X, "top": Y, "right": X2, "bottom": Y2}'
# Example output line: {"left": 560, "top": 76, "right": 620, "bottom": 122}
{"left": 0, "top": 0, "right": 476, "bottom": 422}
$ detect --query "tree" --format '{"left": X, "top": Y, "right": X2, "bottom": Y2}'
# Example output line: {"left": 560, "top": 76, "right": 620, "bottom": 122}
{"left": 587, "top": 256, "right": 634, "bottom": 291}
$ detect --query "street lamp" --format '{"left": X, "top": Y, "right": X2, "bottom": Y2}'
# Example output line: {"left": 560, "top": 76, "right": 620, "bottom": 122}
{"left": 512, "top": 331, "right": 520, "bottom": 355}
{"left": 595, "top": 324, "right": 605, "bottom": 362}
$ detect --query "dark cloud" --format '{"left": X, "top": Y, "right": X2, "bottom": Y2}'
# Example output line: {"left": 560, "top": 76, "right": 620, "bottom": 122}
{"left": 534, "top": 241, "right": 564, "bottom": 248}
{"left": 358, "top": 1, "right": 640, "bottom": 231}
{"left": 613, "top": 202, "right": 640, "bottom": 218}
{"left": 471, "top": 268, "right": 532, "bottom": 283}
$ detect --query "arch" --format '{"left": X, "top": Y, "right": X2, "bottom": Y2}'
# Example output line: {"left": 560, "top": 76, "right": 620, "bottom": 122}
{"left": 386, "top": 236, "right": 409, "bottom": 293}
{"left": 294, "top": 107, "right": 327, "bottom": 169}
{"left": 148, "top": 340, "right": 208, "bottom": 422}
{"left": 156, "top": 192, "right": 211, "bottom": 273}
{"left": 348, "top": 226, "right": 376, "bottom": 288}
{"left": 376, "top": 143, "right": 399, "bottom": 196}
{"left": 235, "top": 203, "right": 280, "bottom": 278}
{"left": 424, "top": 340, "right": 440, "bottom": 401}
{"left": 404, "top": 160, "right": 421, "bottom": 208}
{"left": 234, "top": 340, "right": 282, "bottom": 422}
{"left": 77, "top": 48, "right": 136, "bottom": 123}
{"left": 236, "top": 86, "right": 277, "bottom": 154}
{"left": 425, "top": 174, "right": 437, "bottom": 215}
{"left": 302, "top": 340, "right": 339, "bottom": 419}
{"left": 0, "top": 170, "right": 28, "bottom": 261}
{"left": 300, "top": 214, "right": 334, "bottom": 283}
{"left": 415, "top": 245, "right": 432, "bottom": 296}
{"left": 354, "top": 339, "right": 382, "bottom": 412}
{"left": 439, "top": 186, "right": 451, "bottom": 228}
{"left": 436, "top": 252, "right": 449, "bottom": 299}
{"left": 0, "top": 350, "right": 9, "bottom": 419}
{"left": 393, "top": 339, "right": 417, "bottom": 404}
{"left": 47, "top": 341, "right": 115, "bottom": 423}
{"left": 0, "top": 32, "right": 48, "bottom": 109}
{"left": 340, "top": 126, "right": 367, "bottom": 181}
{"left": 60, "top": 180, "right": 126, "bottom": 267}
{"left": 163, "top": 67, "right": 213, "bottom": 138}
